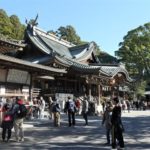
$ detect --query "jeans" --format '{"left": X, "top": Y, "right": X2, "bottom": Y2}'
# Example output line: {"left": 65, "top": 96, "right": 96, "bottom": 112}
{"left": 68, "top": 111, "right": 75, "bottom": 126}
{"left": 106, "top": 128, "right": 111, "bottom": 144}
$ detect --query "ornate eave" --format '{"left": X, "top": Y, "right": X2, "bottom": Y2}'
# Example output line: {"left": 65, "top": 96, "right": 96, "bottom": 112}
{"left": 0, "top": 54, "right": 67, "bottom": 75}
{"left": 0, "top": 37, "right": 26, "bottom": 54}
{"left": 100, "top": 66, "right": 133, "bottom": 83}
{"left": 73, "top": 42, "right": 95, "bottom": 62}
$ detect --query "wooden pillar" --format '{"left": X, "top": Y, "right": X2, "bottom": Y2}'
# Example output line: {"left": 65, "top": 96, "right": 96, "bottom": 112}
{"left": 88, "top": 83, "right": 91, "bottom": 101}
{"left": 98, "top": 84, "right": 101, "bottom": 105}
{"left": 29, "top": 73, "right": 33, "bottom": 101}
{"left": 111, "top": 86, "right": 114, "bottom": 99}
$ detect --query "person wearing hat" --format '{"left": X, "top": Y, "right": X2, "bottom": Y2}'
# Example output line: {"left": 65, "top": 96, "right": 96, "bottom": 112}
{"left": 111, "top": 97, "right": 125, "bottom": 150}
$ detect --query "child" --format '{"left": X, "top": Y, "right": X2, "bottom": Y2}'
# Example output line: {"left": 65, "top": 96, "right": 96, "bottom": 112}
{"left": 1, "top": 104, "right": 13, "bottom": 142}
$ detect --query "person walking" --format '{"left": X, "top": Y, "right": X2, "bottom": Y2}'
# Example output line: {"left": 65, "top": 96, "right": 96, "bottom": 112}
{"left": 1, "top": 103, "right": 13, "bottom": 142}
{"left": 75, "top": 98, "right": 81, "bottom": 115}
{"left": 52, "top": 100, "right": 61, "bottom": 127}
{"left": 102, "top": 101, "right": 112, "bottom": 145}
{"left": 39, "top": 97, "right": 46, "bottom": 119}
{"left": 64, "top": 96, "right": 76, "bottom": 127}
{"left": 111, "top": 97, "right": 125, "bottom": 150}
{"left": 82, "top": 97, "right": 89, "bottom": 125}
{"left": 12, "top": 97, "right": 27, "bottom": 142}
{"left": 48, "top": 97, "right": 54, "bottom": 120}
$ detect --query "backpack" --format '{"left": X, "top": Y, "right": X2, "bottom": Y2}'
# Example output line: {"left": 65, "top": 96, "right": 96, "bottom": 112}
{"left": 68, "top": 101, "right": 75, "bottom": 112}
{"left": 52, "top": 103, "right": 60, "bottom": 113}
{"left": 3, "top": 114, "right": 13, "bottom": 122}
{"left": 16, "top": 104, "right": 27, "bottom": 118}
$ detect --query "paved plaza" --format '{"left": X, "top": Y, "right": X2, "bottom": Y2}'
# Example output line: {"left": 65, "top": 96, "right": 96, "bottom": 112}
{"left": 0, "top": 110, "right": 150, "bottom": 150}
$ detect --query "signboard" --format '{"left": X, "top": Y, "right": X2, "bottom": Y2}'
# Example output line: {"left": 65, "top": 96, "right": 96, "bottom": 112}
{"left": 7, "top": 69, "right": 30, "bottom": 84}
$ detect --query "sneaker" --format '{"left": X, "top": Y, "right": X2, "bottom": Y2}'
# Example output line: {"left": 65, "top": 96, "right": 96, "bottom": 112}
{"left": 20, "top": 138, "right": 24, "bottom": 142}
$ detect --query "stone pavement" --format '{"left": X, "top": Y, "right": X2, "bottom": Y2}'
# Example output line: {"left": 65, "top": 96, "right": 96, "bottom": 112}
{"left": 0, "top": 110, "right": 150, "bottom": 150}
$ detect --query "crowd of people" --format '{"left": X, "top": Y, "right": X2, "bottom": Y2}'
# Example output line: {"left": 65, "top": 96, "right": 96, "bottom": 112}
{"left": 46, "top": 95, "right": 127, "bottom": 149}
{"left": 0, "top": 95, "right": 149, "bottom": 149}
{"left": 0, "top": 97, "right": 27, "bottom": 142}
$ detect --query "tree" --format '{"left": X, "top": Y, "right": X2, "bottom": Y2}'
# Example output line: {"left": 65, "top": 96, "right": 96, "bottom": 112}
{"left": 0, "top": 9, "right": 12, "bottom": 37}
{"left": 0, "top": 9, "right": 25, "bottom": 39}
{"left": 10, "top": 15, "right": 25, "bottom": 39}
{"left": 134, "top": 80, "right": 147, "bottom": 98}
{"left": 57, "top": 25, "right": 82, "bottom": 45}
{"left": 97, "top": 51, "right": 118, "bottom": 64}
{"left": 116, "top": 23, "right": 150, "bottom": 79}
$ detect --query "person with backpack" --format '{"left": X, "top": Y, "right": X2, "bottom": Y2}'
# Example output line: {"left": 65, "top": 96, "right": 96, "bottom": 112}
{"left": 64, "top": 96, "right": 76, "bottom": 127}
{"left": 1, "top": 103, "right": 13, "bottom": 142}
{"left": 12, "top": 97, "right": 27, "bottom": 142}
{"left": 52, "top": 100, "right": 61, "bottom": 127}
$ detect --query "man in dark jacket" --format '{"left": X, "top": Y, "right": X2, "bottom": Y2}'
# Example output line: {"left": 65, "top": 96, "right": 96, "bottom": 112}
{"left": 111, "top": 97, "right": 124, "bottom": 150}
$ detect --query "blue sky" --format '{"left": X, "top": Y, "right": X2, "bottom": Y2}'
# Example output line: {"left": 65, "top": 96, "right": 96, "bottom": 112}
{"left": 1, "top": 0, "right": 150, "bottom": 56}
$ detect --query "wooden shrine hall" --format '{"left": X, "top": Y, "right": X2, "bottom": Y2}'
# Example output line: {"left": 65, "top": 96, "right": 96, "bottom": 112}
{"left": 0, "top": 19, "right": 133, "bottom": 103}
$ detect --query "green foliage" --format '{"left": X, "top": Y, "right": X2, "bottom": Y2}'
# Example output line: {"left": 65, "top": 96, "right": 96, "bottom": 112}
{"left": 97, "top": 51, "right": 118, "bottom": 64}
{"left": 49, "top": 25, "right": 100, "bottom": 48}
{"left": 117, "top": 22, "right": 150, "bottom": 79}
{"left": 0, "top": 9, "right": 25, "bottom": 40}
{"left": 10, "top": 15, "right": 25, "bottom": 39}
{"left": 57, "top": 25, "right": 82, "bottom": 45}
{"left": 135, "top": 80, "right": 147, "bottom": 97}
{"left": 0, "top": 9, "right": 13, "bottom": 37}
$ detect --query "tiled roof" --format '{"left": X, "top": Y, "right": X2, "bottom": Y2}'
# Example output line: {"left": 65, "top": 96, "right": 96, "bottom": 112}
{"left": 73, "top": 42, "right": 95, "bottom": 61}
{"left": 54, "top": 55, "right": 113, "bottom": 76}
{"left": 25, "top": 24, "right": 133, "bottom": 82}
{"left": 100, "top": 66, "right": 133, "bottom": 82}
{"left": 0, "top": 54, "right": 67, "bottom": 74}
{"left": 26, "top": 26, "right": 96, "bottom": 60}
{"left": 0, "top": 37, "right": 26, "bottom": 53}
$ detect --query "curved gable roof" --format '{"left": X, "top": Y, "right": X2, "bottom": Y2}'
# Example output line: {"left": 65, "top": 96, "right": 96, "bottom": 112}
{"left": 25, "top": 23, "right": 133, "bottom": 83}
{"left": 26, "top": 25, "right": 95, "bottom": 60}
